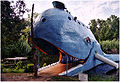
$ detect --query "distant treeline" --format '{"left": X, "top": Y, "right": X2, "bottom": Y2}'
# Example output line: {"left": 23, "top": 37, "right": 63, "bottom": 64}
{"left": 89, "top": 15, "right": 119, "bottom": 42}
{"left": 89, "top": 15, "right": 119, "bottom": 54}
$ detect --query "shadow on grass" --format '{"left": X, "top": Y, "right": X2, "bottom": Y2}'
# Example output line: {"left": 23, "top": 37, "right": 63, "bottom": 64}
{"left": 88, "top": 75, "right": 116, "bottom": 81}
{"left": 51, "top": 75, "right": 79, "bottom": 81}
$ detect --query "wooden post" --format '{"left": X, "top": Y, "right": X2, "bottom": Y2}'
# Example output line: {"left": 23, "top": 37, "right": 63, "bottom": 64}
{"left": 38, "top": 52, "right": 40, "bottom": 69}
{"left": 31, "top": 4, "right": 34, "bottom": 38}
{"left": 66, "top": 55, "right": 68, "bottom": 76}
{"left": 33, "top": 48, "right": 38, "bottom": 77}
{"left": 31, "top": 4, "right": 38, "bottom": 77}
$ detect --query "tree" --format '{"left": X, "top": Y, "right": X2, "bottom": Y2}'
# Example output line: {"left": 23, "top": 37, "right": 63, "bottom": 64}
{"left": 1, "top": 0, "right": 30, "bottom": 59}
{"left": 89, "top": 19, "right": 99, "bottom": 41}
{"left": 89, "top": 15, "right": 119, "bottom": 41}
{"left": 1, "top": 0, "right": 29, "bottom": 42}
{"left": 27, "top": 12, "right": 40, "bottom": 26}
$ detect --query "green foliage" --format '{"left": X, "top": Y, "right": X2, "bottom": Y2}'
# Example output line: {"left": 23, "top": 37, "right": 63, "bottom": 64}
{"left": 89, "top": 75, "right": 115, "bottom": 81}
{"left": 24, "top": 64, "right": 34, "bottom": 73}
{"left": 17, "top": 27, "right": 32, "bottom": 56}
{"left": 1, "top": 27, "right": 31, "bottom": 59}
{"left": 2, "top": 68, "right": 24, "bottom": 73}
{"left": 1, "top": 0, "right": 30, "bottom": 59}
{"left": 27, "top": 12, "right": 39, "bottom": 25}
{"left": 100, "top": 39, "right": 119, "bottom": 53}
{"left": 38, "top": 52, "right": 59, "bottom": 67}
{"left": 16, "top": 61, "right": 22, "bottom": 70}
{"left": 1, "top": 64, "right": 4, "bottom": 68}
{"left": 89, "top": 15, "right": 119, "bottom": 41}
{"left": 2, "top": 37, "right": 31, "bottom": 59}
{"left": 2, "top": 62, "right": 24, "bottom": 73}
{"left": 43, "top": 63, "right": 47, "bottom": 67}
{"left": 52, "top": 76, "right": 79, "bottom": 81}
{"left": 1, "top": 0, "right": 29, "bottom": 42}
{"left": 1, "top": 61, "right": 26, "bottom": 73}
{"left": 1, "top": 64, "right": 4, "bottom": 72}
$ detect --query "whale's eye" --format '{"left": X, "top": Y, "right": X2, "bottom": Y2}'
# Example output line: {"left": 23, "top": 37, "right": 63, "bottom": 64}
{"left": 42, "top": 18, "right": 46, "bottom": 22}
{"left": 86, "top": 37, "right": 91, "bottom": 43}
{"left": 68, "top": 17, "right": 71, "bottom": 20}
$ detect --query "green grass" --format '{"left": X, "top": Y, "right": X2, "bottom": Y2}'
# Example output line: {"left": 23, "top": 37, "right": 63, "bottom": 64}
{"left": 88, "top": 75, "right": 115, "bottom": 81}
{"left": 52, "top": 75, "right": 116, "bottom": 81}
{"left": 52, "top": 76, "right": 79, "bottom": 81}
{"left": 2, "top": 68, "right": 25, "bottom": 73}
{"left": 100, "top": 39, "right": 119, "bottom": 53}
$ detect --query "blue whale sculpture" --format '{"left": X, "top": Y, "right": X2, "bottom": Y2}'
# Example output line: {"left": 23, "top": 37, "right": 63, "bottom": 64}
{"left": 30, "top": 1, "right": 119, "bottom": 76}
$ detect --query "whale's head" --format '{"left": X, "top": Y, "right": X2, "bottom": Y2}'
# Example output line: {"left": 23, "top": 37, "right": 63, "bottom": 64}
{"left": 32, "top": 6, "right": 100, "bottom": 59}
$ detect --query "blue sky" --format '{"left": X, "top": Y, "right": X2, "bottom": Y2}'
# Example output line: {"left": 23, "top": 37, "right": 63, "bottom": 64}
{"left": 11, "top": 0, "right": 120, "bottom": 26}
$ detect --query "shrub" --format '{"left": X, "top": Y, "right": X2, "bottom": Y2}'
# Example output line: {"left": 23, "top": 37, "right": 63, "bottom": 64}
{"left": 1, "top": 64, "right": 4, "bottom": 73}
{"left": 2, "top": 68, "right": 24, "bottom": 73}
{"left": 1, "top": 64, "right": 4, "bottom": 69}
{"left": 43, "top": 63, "right": 46, "bottom": 67}
{"left": 100, "top": 39, "right": 119, "bottom": 53}
{"left": 88, "top": 75, "right": 115, "bottom": 81}
{"left": 16, "top": 61, "right": 22, "bottom": 70}
{"left": 2, "top": 68, "right": 12, "bottom": 73}
{"left": 24, "top": 64, "right": 34, "bottom": 73}
{"left": 11, "top": 69, "right": 24, "bottom": 73}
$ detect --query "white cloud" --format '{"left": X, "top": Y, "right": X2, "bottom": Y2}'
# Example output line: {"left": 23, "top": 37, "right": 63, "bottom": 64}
{"left": 23, "top": 0, "right": 120, "bottom": 26}
{"left": 66, "top": 0, "right": 120, "bottom": 25}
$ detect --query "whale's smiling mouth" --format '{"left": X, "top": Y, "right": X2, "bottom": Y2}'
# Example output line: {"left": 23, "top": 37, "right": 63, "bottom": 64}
{"left": 29, "top": 37, "right": 94, "bottom": 64}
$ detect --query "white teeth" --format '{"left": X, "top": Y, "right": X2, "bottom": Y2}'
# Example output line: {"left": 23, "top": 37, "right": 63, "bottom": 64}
{"left": 38, "top": 62, "right": 59, "bottom": 71}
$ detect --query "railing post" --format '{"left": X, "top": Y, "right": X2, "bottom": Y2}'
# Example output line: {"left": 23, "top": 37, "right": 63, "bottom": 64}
{"left": 38, "top": 51, "right": 40, "bottom": 70}
{"left": 66, "top": 55, "right": 68, "bottom": 76}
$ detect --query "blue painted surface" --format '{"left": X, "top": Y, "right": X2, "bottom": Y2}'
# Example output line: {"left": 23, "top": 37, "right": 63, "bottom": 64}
{"left": 65, "top": 43, "right": 119, "bottom": 76}
{"left": 86, "top": 63, "right": 117, "bottom": 75}
{"left": 32, "top": 3, "right": 119, "bottom": 76}
{"left": 34, "top": 8, "right": 97, "bottom": 59}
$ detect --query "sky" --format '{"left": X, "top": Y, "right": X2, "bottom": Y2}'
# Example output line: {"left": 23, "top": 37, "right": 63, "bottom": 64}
{"left": 10, "top": 0, "right": 120, "bottom": 26}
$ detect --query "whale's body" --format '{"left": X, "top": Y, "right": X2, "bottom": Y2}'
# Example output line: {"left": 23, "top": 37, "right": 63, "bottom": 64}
{"left": 30, "top": 2, "right": 119, "bottom": 76}
{"left": 34, "top": 8, "right": 100, "bottom": 59}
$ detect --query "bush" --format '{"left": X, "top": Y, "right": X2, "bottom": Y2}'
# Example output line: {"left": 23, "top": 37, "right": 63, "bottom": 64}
{"left": 89, "top": 75, "right": 115, "bottom": 81}
{"left": 43, "top": 63, "right": 46, "bottom": 67}
{"left": 1, "top": 64, "right": 4, "bottom": 73}
{"left": 100, "top": 39, "right": 119, "bottom": 54}
{"left": 24, "top": 64, "right": 34, "bottom": 73}
{"left": 1, "top": 64, "right": 4, "bottom": 68}
{"left": 39, "top": 53, "right": 59, "bottom": 67}
{"left": 52, "top": 76, "right": 79, "bottom": 81}
{"left": 2, "top": 68, "right": 24, "bottom": 73}
{"left": 1, "top": 61, "right": 25, "bottom": 73}
{"left": 16, "top": 61, "right": 22, "bottom": 70}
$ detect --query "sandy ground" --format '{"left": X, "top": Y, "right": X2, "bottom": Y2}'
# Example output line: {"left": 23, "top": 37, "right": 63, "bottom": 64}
{"left": 1, "top": 73, "right": 47, "bottom": 81}
{"left": 1, "top": 63, "right": 118, "bottom": 81}
{"left": 1, "top": 63, "right": 71, "bottom": 81}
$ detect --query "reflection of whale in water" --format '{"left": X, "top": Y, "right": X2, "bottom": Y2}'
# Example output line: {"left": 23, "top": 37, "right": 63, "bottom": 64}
{"left": 29, "top": 1, "right": 119, "bottom": 76}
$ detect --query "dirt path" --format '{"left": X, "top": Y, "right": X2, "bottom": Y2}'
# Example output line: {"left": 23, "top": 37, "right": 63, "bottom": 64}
{"left": 1, "top": 63, "right": 71, "bottom": 81}
{"left": 1, "top": 73, "right": 55, "bottom": 81}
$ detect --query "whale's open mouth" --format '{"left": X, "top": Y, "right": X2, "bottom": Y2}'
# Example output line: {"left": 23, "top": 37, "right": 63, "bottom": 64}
{"left": 29, "top": 37, "right": 90, "bottom": 64}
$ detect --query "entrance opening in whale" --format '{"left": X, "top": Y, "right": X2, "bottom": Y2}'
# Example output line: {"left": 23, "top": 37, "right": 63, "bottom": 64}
{"left": 29, "top": 37, "right": 85, "bottom": 65}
